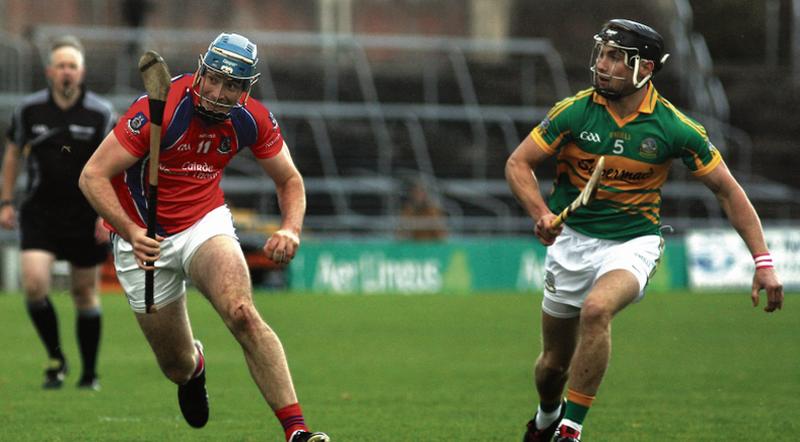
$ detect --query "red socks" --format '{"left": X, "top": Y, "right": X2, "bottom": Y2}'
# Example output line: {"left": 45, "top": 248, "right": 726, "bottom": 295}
{"left": 275, "top": 403, "right": 308, "bottom": 441}
{"left": 192, "top": 347, "right": 205, "bottom": 378}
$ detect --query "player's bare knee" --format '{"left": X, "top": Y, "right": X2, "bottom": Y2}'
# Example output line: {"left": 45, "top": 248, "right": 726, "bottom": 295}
{"left": 71, "top": 291, "right": 98, "bottom": 310}
{"left": 163, "top": 367, "right": 194, "bottom": 385}
{"left": 228, "top": 300, "right": 265, "bottom": 338}
{"left": 160, "top": 357, "right": 196, "bottom": 384}
{"left": 579, "top": 299, "right": 612, "bottom": 327}
{"left": 537, "top": 352, "right": 570, "bottom": 377}
{"left": 22, "top": 281, "right": 48, "bottom": 298}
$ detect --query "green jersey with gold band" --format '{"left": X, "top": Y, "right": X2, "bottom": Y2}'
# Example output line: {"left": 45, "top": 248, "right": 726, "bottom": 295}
{"left": 531, "top": 85, "right": 722, "bottom": 240}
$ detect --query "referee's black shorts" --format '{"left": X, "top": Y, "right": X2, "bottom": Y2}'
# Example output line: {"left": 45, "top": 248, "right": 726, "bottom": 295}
{"left": 20, "top": 207, "right": 108, "bottom": 268}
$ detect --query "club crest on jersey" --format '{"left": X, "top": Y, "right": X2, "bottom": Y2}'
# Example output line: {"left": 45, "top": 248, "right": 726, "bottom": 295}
{"left": 127, "top": 112, "right": 148, "bottom": 134}
{"left": 217, "top": 136, "right": 232, "bottom": 154}
{"left": 639, "top": 138, "right": 658, "bottom": 159}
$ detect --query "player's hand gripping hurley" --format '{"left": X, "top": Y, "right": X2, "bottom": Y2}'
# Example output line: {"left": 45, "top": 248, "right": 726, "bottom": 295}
{"left": 551, "top": 156, "right": 605, "bottom": 228}
{"left": 138, "top": 51, "right": 171, "bottom": 313}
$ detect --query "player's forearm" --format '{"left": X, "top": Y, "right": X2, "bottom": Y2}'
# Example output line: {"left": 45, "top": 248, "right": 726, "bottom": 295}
{"left": 0, "top": 144, "right": 20, "bottom": 201}
{"left": 79, "top": 170, "right": 139, "bottom": 242}
{"left": 274, "top": 174, "right": 306, "bottom": 236}
{"left": 717, "top": 183, "right": 769, "bottom": 255}
{"left": 505, "top": 156, "right": 550, "bottom": 221}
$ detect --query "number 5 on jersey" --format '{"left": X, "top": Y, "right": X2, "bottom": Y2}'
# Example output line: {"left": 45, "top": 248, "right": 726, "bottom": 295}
{"left": 613, "top": 139, "right": 624, "bottom": 154}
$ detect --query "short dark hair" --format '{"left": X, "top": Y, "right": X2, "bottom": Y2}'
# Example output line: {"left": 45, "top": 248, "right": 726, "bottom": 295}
{"left": 50, "top": 35, "right": 84, "bottom": 55}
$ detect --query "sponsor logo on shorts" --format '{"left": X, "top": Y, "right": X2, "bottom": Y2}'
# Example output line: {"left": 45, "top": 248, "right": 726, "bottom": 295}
{"left": 544, "top": 270, "right": 556, "bottom": 293}
{"left": 634, "top": 252, "right": 655, "bottom": 269}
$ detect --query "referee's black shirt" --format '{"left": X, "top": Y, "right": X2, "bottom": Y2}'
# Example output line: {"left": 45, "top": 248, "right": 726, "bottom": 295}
{"left": 6, "top": 86, "right": 115, "bottom": 227}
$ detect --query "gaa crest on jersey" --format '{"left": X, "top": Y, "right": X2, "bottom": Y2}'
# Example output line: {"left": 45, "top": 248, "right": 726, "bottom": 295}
{"left": 217, "top": 136, "right": 232, "bottom": 154}
{"left": 639, "top": 138, "right": 658, "bottom": 159}
{"left": 127, "top": 112, "right": 148, "bottom": 134}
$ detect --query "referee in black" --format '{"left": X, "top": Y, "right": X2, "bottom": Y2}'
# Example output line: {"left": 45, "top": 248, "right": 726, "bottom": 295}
{"left": 0, "top": 36, "right": 115, "bottom": 390}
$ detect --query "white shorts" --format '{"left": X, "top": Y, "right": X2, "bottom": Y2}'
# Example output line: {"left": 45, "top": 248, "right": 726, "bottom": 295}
{"left": 542, "top": 225, "right": 663, "bottom": 318}
{"left": 112, "top": 205, "right": 238, "bottom": 313}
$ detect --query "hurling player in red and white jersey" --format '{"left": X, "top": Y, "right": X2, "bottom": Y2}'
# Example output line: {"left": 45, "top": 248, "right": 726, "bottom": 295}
{"left": 107, "top": 73, "right": 284, "bottom": 234}
{"left": 80, "top": 33, "right": 329, "bottom": 442}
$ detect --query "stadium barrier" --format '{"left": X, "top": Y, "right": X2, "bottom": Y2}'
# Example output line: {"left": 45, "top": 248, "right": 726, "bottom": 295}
{"left": 289, "top": 228, "right": 799, "bottom": 294}
{"left": 288, "top": 237, "right": 688, "bottom": 294}
{"left": 2, "top": 228, "right": 796, "bottom": 294}
{"left": 686, "top": 227, "right": 799, "bottom": 290}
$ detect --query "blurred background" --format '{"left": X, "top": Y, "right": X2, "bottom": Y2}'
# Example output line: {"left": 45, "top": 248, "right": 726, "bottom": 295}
{"left": 0, "top": 0, "right": 797, "bottom": 293}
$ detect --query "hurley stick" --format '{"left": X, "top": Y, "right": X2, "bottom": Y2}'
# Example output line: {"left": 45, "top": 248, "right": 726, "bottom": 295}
{"left": 138, "top": 51, "right": 171, "bottom": 313}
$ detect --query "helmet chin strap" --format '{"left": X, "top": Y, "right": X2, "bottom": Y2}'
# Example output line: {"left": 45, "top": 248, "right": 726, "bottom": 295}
{"left": 631, "top": 57, "right": 652, "bottom": 89}
{"left": 195, "top": 100, "right": 230, "bottom": 123}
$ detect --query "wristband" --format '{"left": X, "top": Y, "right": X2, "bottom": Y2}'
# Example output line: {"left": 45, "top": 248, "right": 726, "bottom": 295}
{"left": 753, "top": 253, "right": 774, "bottom": 270}
{"left": 274, "top": 228, "right": 300, "bottom": 244}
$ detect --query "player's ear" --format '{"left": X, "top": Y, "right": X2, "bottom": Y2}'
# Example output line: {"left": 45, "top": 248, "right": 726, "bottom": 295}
{"left": 640, "top": 59, "right": 655, "bottom": 76}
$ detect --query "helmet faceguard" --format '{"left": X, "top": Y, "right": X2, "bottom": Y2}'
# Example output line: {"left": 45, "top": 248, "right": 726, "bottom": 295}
{"left": 193, "top": 33, "right": 261, "bottom": 121}
{"left": 590, "top": 19, "right": 670, "bottom": 100}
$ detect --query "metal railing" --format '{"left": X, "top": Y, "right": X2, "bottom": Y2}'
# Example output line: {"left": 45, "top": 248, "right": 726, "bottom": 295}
{"left": 0, "top": 24, "right": 792, "bottom": 237}
{"left": 0, "top": 31, "right": 32, "bottom": 93}
{"left": 670, "top": 0, "right": 730, "bottom": 123}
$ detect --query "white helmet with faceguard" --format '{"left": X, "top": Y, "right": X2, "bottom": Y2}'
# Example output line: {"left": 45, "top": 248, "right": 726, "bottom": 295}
{"left": 590, "top": 19, "right": 670, "bottom": 99}
{"left": 193, "top": 32, "right": 261, "bottom": 121}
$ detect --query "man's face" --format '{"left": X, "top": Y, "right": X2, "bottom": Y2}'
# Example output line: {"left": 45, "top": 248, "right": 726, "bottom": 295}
{"left": 592, "top": 43, "right": 635, "bottom": 97}
{"left": 47, "top": 46, "right": 84, "bottom": 100}
{"left": 197, "top": 70, "right": 245, "bottom": 114}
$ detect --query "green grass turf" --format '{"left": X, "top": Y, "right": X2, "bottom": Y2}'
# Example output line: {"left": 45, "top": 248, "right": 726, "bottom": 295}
{"left": 0, "top": 290, "right": 796, "bottom": 441}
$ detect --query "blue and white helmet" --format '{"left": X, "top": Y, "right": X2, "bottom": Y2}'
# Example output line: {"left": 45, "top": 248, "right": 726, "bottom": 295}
{"left": 202, "top": 33, "right": 260, "bottom": 83}
{"left": 194, "top": 32, "right": 261, "bottom": 120}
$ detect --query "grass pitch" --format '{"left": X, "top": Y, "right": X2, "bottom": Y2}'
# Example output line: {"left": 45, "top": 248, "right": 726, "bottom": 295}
{"left": 0, "top": 290, "right": 796, "bottom": 441}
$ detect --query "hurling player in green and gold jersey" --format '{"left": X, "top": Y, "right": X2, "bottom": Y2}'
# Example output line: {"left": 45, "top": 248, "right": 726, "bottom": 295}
{"left": 506, "top": 19, "right": 784, "bottom": 442}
